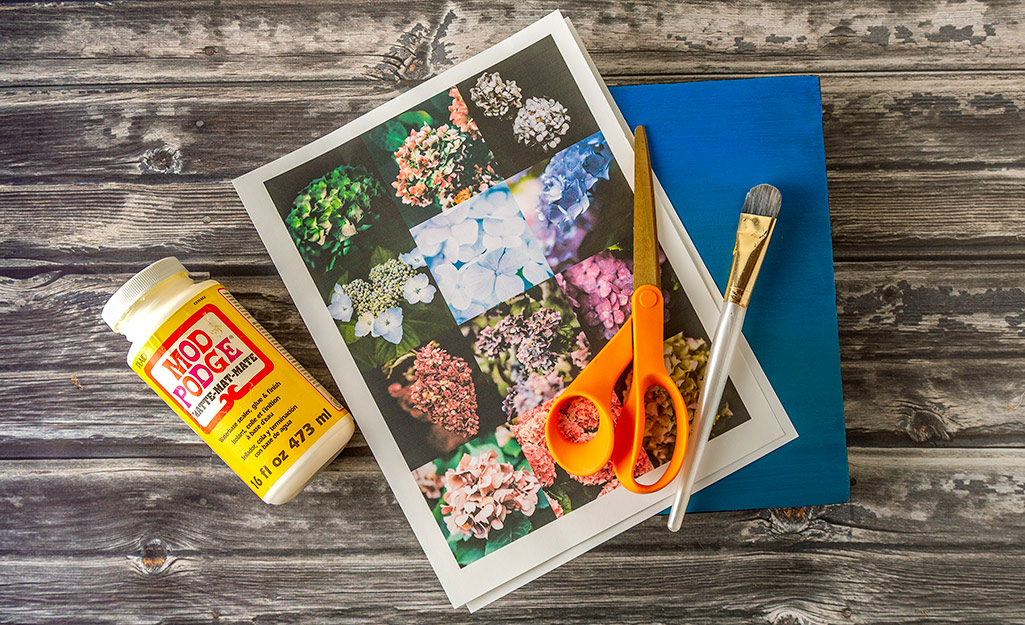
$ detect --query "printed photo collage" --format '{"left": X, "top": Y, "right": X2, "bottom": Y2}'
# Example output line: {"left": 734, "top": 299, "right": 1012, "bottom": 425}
{"left": 264, "top": 36, "right": 750, "bottom": 567}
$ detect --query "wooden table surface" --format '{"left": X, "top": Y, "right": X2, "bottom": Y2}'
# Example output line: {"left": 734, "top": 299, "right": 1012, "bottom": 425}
{"left": 3, "top": 1, "right": 1025, "bottom": 623}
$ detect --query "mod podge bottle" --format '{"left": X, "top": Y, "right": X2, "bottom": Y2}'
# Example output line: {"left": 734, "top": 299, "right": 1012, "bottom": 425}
{"left": 102, "top": 257, "right": 354, "bottom": 504}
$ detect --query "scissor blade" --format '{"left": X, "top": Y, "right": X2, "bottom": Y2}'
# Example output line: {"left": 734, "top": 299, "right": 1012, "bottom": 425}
{"left": 633, "top": 126, "right": 660, "bottom": 289}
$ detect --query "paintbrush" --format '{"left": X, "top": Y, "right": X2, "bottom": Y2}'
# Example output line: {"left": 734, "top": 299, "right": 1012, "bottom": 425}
{"left": 667, "top": 184, "right": 781, "bottom": 532}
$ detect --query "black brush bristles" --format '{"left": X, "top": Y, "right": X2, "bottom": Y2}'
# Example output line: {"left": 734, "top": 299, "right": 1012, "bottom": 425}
{"left": 742, "top": 184, "right": 781, "bottom": 218}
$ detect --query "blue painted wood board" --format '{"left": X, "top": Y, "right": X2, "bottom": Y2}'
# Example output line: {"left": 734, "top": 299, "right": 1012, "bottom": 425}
{"left": 610, "top": 76, "right": 850, "bottom": 512}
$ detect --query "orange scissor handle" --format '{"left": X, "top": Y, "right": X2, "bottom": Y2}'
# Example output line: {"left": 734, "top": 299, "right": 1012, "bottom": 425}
{"left": 544, "top": 315, "right": 634, "bottom": 477}
{"left": 612, "top": 285, "right": 689, "bottom": 494}
{"left": 544, "top": 285, "right": 690, "bottom": 493}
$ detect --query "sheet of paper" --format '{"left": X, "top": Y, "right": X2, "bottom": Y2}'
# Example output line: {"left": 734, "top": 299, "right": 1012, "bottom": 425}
{"left": 234, "top": 11, "right": 796, "bottom": 610}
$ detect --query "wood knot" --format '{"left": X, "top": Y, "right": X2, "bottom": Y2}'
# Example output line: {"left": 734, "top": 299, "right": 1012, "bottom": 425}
{"left": 128, "top": 538, "right": 173, "bottom": 575}
{"left": 140, "top": 147, "right": 183, "bottom": 174}
{"left": 898, "top": 405, "right": 952, "bottom": 443}
{"left": 201, "top": 45, "right": 218, "bottom": 56}
{"left": 371, "top": 10, "right": 455, "bottom": 81}
{"left": 769, "top": 506, "right": 819, "bottom": 534}
{"left": 767, "top": 608, "right": 812, "bottom": 625}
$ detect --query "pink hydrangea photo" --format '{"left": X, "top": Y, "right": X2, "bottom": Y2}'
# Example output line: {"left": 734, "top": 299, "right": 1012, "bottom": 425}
{"left": 366, "top": 327, "right": 508, "bottom": 470}
{"left": 364, "top": 86, "right": 501, "bottom": 229}
{"left": 412, "top": 427, "right": 558, "bottom": 566}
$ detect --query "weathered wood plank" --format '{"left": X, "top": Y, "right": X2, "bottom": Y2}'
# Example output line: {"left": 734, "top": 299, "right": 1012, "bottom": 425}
{"left": 4, "top": 353, "right": 1024, "bottom": 458}
{"left": 0, "top": 367, "right": 367, "bottom": 458}
{"left": 2, "top": 449, "right": 1022, "bottom": 553}
{"left": 2, "top": 0, "right": 1025, "bottom": 87}
{"left": 2, "top": 262, "right": 1020, "bottom": 372}
{"left": 0, "top": 451, "right": 1024, "bottom": 623}
{"left": 842, "top": 358, "right": 1025, "bottom": 447}
{"left": 2, "top": 262, "right": 1019, "bottom": 365}
{"left": 0, "top": 272, "right": 330, "bottom": 371}
{"left": 835, "top": 261, "right": 1025, "bottom": 360}
{"left": 827, "top": 170, "right": 1025, "bottom": 260}
{"left": 4, "top": 168, "right": 1025, "bottom": 272}
{"left": 8, "top": 549, "right": 1025, "bottom": 624}
{"left": 2, "top": 74, "right": 1024, "bottom": 185}
{"left": 2, "top": 265, "right": 1024, "bottom": 456}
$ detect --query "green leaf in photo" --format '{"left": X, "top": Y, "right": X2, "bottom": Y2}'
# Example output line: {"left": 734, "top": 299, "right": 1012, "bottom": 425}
{"left": 453, "top": 537, "right": 486, "bottom": 567}
{"left": 392, "top": 325, "right": 421, "bottom": 356}
{"left": 372, "top": 335, "right": 400, "bottom": 364}
{"left": 400, "top": 315, "right": 451, "bottom": 349}
{"left": 483, "top": 514, "right": 531, "bottom": 556}
{"left": 347, "top": 338, "right": 379, "bottom": 372}
{"left": 336, "top": 319, "right": 358, "bottom": 344}
{"left": 369, "top": 245, "right": 394, "bottom": 268}
{"left": 397, "top": 110, "right": 433, "bottom": 128}
{"left": 500, "top": 430, "right": 523, "bottom": 458}
{"left": 432, "top": 498, "right": 446, "bottom": 527}
{"left": 368, "top": 119, "right": 410, "bottom": 153}
{"left": 547, "top": 484, "right": 574, "bottom": 516}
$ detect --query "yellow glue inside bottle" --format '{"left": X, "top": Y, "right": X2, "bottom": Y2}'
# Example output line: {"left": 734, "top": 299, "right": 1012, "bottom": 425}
{"left": 102, "top": 257, "right": 355, "bottom": 504}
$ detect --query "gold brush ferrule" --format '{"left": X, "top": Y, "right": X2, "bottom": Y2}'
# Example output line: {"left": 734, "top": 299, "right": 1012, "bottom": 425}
{"left": 724, "top": 214, "right": 777, "bottom": 307}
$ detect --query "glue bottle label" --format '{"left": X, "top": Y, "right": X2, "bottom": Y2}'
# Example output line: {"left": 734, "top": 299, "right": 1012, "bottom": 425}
{"left": 130, "top": 285, "right": 348, "bottom": 498}
{"left": 147, "top": 305, "right": 273, "bottom": 433}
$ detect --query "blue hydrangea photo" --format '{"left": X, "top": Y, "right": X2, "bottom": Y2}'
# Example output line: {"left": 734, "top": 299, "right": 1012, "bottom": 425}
{"left": 507, "top": 132, "right": 633, "bottom": 274}
{"left": 410, "top": 183, "right": 554, "bottom": 323}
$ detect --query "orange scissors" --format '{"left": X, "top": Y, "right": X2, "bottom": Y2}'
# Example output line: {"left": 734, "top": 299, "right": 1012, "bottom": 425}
{"left": 544, "top": 126, "right": 689, "bottom": 494}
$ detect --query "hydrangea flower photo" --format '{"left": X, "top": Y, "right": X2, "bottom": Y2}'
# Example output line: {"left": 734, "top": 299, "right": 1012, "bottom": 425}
{"left": 389, "top": 341, "right": 480, "bottom": 439}
{"left": 320, "top": 228, "right": 454, "bottom": 372}
{"left": 331, "top": 255, "right": 434, "bottom": 346}
{"left": 461, "top": 279, "right": 591, "bottom": 419}
{"left": 555, "top": 249, "right": 635, "bottom": 341}
{"left": 512, "top": 96, "right": 570, "bottom": 151}
{"left": 469, "top": 71, "right": 523, "bottom": 118}
{"left": 392, "top": 123, "right": 497, "bottom": 210}
{"left": 284, "top": 164, "right": 385, "bottom": 271}
{"left": 411, "top": 183, "right": 554, "bottom": 323}
{"left": 412, "top": 429, "right": 557, "bottom": 567}
{"left": 368, "top": 326, "right": 507, "bottom": 468}
{"left": 447, "top": 86, "right": 480, "bottom": 138}
{"left": 512, "top": 395, "right": 655, "bottom": 517}
{"left": 364, "top": 87, "right": 501, "bottom": 228}
{"left": 509, "top": 132, "right": 631, "bottom": 274}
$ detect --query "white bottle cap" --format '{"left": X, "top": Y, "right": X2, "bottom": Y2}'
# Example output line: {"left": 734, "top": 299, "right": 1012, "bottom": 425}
{"left": 102, "top": 257, "right": 189, "bottom": 332}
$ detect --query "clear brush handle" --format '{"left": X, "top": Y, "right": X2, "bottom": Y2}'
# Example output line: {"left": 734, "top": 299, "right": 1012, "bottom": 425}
{"left": 667, "top": 301, "right": 746, "bottom": 532}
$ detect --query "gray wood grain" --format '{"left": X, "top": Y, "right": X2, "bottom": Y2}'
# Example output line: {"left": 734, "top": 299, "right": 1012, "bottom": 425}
{"left": 2, "top": 1, "right": 1025, "bottom": 87}
{"left": 2, "top": 74, "right": 1023, "bottom": 183}
{"left": 6, "top": 354, "right": 1023, "bottom": 459}
{"left": 4, "top": 170, "right": 1025, "bottom": 272}
{"left": 5, "top": 549, "right": 1025, "bottom": 624}
{"left": 2, "top": 265, "right": 1025, "bottom": 458}
{"left": 2, "top": 75, "right": 1023, "bottom": 272}
{"left": 0, "top": 450, "right": 1024, "bottom": 623}
{"left": 2, "top": 450, "right": 1022, "bottom": 553}
{"left": 4, "top": 264, "right": 1022, "bottom": 370}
